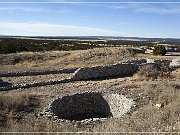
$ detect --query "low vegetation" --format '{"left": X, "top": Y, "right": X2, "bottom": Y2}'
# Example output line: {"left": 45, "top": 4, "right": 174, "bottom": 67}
{"left": 0, "top": 37, "right": 157, "bottom": 54}
{"left": 0, "top": 80, "right": 179, "bottom": 132}
{"left": 153, "top": 45, "right": 166, "bottom": 56}
{"left": 0, "top": 93, "right": 40, "bottom": 128}
{"left": 135, "top": 60, "right": 173, "bottom": 80}
{"left": 0, "top": 44, "right": 179, "bottom": 133}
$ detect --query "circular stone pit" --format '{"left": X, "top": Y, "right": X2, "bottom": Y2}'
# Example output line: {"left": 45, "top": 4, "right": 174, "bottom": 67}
{"left": 42, "top": 92, "right": 135, "bottom": 123}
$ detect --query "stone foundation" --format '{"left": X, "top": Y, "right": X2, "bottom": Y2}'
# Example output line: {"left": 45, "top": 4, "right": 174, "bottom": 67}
{"left": 71, "top": 63, "right": 139, "bottom": 81}
{"left": 51, "top": 92, "right": 112, "bottom": 121}
{"left": 40, "top": 92, "right": 135, "bottom": 124}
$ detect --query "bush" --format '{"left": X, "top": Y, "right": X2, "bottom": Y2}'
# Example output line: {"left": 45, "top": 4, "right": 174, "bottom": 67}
{"left": 153, "top": 45, "right": 166, "bottom": 56}
{"left": 0, "top": 94, "right": 39, "bottom": 112}
{"left": 138, "top": 64, "right": 162, "bottom": 79}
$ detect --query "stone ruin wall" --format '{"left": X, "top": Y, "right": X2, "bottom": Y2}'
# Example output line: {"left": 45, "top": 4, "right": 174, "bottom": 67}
{"left": 1, "top": 58, "right": 179, "bottom": 91}
{"left": 71, "top": 63, "right": 139, "bottom": 81}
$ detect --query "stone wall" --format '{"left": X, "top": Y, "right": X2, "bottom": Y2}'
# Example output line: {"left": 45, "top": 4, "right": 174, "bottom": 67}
{"left": 0, "top": 68, "right": 77, "bottom": 77}
{"left": 50, "top": 92, "right": 112, "bottom": 121}
{"left": 0, "top": 59, "right": 148, "bottom": 91}
{"left": 0, "top": 79, "right": 71, "bottom": 91}
{"left": 40, "top": 92, "right": 134, "bottom": 124}
{"left": 71, "top": 63, "right": 139, "bottom": 81}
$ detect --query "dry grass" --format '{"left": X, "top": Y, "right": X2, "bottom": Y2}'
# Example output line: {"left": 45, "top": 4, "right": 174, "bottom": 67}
{"left": 137, "top": 64, "right": 161, "bottom": 80}
{"left": 0, "top": 93, "right": 40, "bottom": 129}
{"left": 172, "top": 68, "right": 180, "bottom": 79}
{"left": 136, "top": 53, "right": 180, "bottom": 60}
{"left": 0, "top": 79, "right": 179, "bottom": 132}
{"left": 92, "top": 81, "right": 180, "bottom": 132}
{"left": 0, "top": 47, "right": 135, "bottom": 73}
{"left": 134, "top": 62, "right": 176, "bottom": 81}
{"left": 0, "top": 48, "right": 180, "bottom": 133}
{"left": 0, "top": 93, "right": 39, "bottom": 112}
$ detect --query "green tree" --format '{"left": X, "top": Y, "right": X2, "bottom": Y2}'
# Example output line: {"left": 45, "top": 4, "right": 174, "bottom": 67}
{"left": 153, "top": 45, "right": 166, "bottom": 56}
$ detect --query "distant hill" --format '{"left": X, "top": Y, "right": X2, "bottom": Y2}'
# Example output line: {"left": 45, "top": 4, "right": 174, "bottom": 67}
{"left": 0, "top": 35, "right": 180, "bottom": 45}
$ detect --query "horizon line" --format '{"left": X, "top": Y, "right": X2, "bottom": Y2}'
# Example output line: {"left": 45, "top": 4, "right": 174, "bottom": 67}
{"left": 1, "top": 35, "right": 180, "bottom": 39}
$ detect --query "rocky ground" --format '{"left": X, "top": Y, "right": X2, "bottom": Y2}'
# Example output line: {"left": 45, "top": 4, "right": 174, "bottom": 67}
{"left": 0, "top": 47, "right": 180, "bottom": 133}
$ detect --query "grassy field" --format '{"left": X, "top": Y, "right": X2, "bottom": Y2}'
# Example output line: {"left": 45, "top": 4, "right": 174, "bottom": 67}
{"left": 0, "top": 47, "right": 179, "bottom": 133}
{"left": 0, "top": 47, "right": 132, "bottom": 72}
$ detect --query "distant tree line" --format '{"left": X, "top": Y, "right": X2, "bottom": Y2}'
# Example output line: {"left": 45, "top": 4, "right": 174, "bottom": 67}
{"left": 106, "top": 40, "right": 154, "bottom": 47}
{"left": 0, "top": 38, "right": 158, "bottom": 54}
{"left": 0, "top": 38, "right": 105, "bottom": 54}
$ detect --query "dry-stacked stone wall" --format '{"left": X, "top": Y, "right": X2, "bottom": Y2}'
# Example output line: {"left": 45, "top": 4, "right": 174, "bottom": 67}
{"left": 39, "top": 92, "right": 135, "bottom": 125}
{"left": 71, "top": 63, "right": 139, "bottom": 81}
{"left": 1, "top": 59, "right": 174, "bottom": 91}
{"left": 0, "top": 78, "right": 71, "bottom": 91}
{"left": 51, "top": 92, "right": 112, "bottom": 121}
{"left": 0, "top": 68, "right": 77, "bottom": 77}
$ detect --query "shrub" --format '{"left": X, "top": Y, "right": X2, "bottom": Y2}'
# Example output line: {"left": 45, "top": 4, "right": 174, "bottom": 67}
{"left": 153, "top": 45, "right": 166, "bottom": 56}
{"left": 0, "top": 94, "right": 39, "bottom": 112}
{"left": 138, "top": 64, "right": 162, "bottom": 79}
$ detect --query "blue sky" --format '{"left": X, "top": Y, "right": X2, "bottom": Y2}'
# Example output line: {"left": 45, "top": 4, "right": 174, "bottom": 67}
{"left": 0, "top": 0, "right": 180, "bottom": 38}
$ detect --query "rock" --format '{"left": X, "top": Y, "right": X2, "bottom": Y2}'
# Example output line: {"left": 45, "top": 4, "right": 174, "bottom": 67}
{"left": 53, "top": 116, "right": 58, "bottom": 119}
{"left": 39, "top": 112, "right": 44, "bottom": 116}
{"left": 170, "top": 59, "right": 180, "bottom": 67}
{"left": 155, "top": 103, "right": 162, "bottom": 109}
{"left": 47, "top": 114, "right": 52, "bottom": 118}
{"left": 146, "top": 59, "right": 155, "bottom": 63}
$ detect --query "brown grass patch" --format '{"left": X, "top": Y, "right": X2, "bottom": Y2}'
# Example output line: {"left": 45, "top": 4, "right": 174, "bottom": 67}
{"left": 0, "top": 93, "right": 40, "bottom": 128}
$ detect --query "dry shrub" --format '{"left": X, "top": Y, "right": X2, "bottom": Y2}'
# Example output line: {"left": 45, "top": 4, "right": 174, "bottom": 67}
{"left": 0, "top": 93, "right": 40, "bottom": 128}
{"left": 0, "top": 94, "right": 30, "bottom": 112}
{"left": 0, "top": 112, "right": 7, "bottom": 127}
{"left": 136, "top": 63, "right": 174, "bottom": 80}
{"left": 0, "top": 93, "right": 40, "bottom": 114}
{"left": 1, "top": 115, "right": 79, "bottom": 132}
{"left": 137, "top": 64, "right": 161, "bottom": 80}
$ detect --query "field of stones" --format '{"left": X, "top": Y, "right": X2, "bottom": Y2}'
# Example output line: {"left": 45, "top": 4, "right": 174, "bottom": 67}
{"left": 0, "top": 47, "right": 180, "bottom": 133}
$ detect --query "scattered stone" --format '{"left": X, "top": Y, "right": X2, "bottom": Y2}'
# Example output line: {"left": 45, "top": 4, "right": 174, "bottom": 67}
{"left": 155, "top": 103, "right": 163, "bottom": 109}
{"left": 170, "top": 59, "right": 180, "bottom": 67}
{"left": 40, "top": 91, "right": 135, "bottom": 125}
{"left": 146, "top": 58, "right": 155, "bottom": 63}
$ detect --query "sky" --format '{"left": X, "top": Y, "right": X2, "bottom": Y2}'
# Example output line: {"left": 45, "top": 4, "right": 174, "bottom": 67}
{"left": 0, "top": 0, "right": 180, "bottom": 38}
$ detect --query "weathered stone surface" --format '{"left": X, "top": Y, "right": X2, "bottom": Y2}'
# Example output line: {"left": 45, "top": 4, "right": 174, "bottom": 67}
{"left": 170, "top": 59, "right": 180, "bottom": 67}
{"left": 40, "top": 92, "right": 135, "bottom": 125}
{"left": 0, "top": 79, "right": 71, "bottom": 91}
{"left": 0, "top": 68, "right": 77, "bottom": 77}
{"left": 50, "top": 92, "right": 112, "bottom": 121}
{"left": 146, "top": 59, "right": 155, "bottom": 63}
{"left": 1, "top": 59, "right": 172, "bottom": 91}
{"left": 122, "top": 59, "right": 147, "bottom": 65}
{"left": 0, "top": 79, "right": 12, "bottom": 87}
{"left": 71, "top": 63, "right": 139, "bottom": 81}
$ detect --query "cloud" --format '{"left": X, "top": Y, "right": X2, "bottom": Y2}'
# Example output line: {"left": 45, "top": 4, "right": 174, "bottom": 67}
{"left": 0, "top": 7, "right": 43, "bottom": 12}
{"left": 105, "top": 3, "right": 180, "bottom": 15}
{"left": 0, "top": 22, "right": 125, "bottom": 36}
{"left": 47, "top": 0, "right": 180, "bottom": 15}
{"left": 0, "top": 6, "right": 72, "bottom": 14}
{"left": 133, "top": 4, "right": 180, "bottom": 14}
{"left": 4, "top": 0, "right": 179, "bottom": 15}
